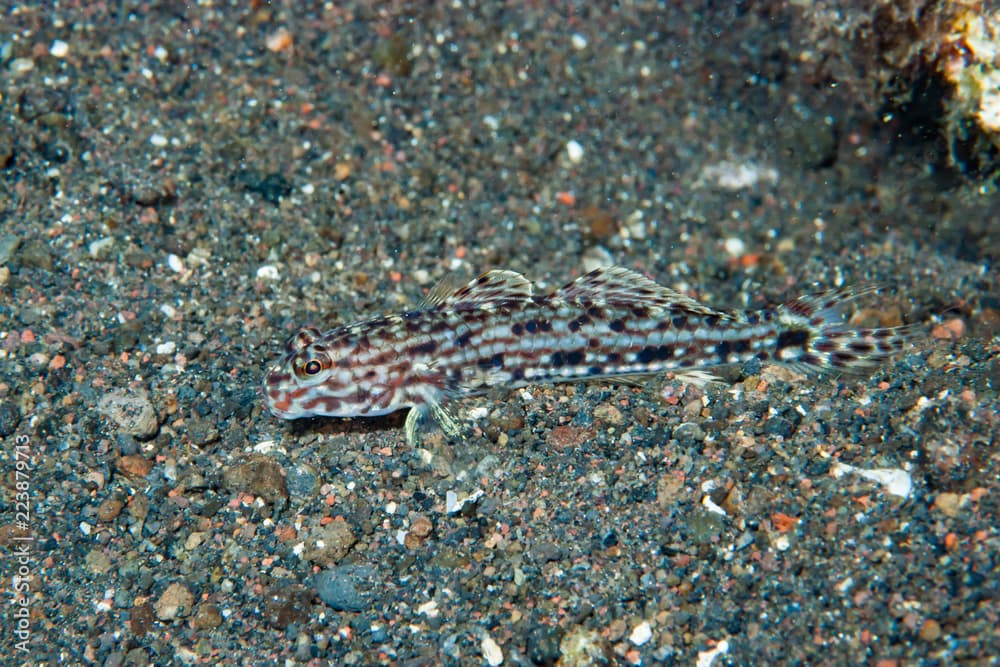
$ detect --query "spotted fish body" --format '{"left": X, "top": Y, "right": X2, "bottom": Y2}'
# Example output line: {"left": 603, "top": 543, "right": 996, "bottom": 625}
{"left": 263, "top": 267, "right": 910, "bottom": 444}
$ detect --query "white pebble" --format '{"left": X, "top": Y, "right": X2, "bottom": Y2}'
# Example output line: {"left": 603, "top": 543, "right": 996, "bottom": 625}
{"left": 697, "top": 639, "right": 730, "bottom": 667}
{"left": 701, "top": 160, "right": 778, "bottom": 190}
{"left": 566, "top": 139, "right": 584, "bottom": 164}
{"left": 50, "top": 40, "right": 69, "bottom": 58}
{"left": 630, "top": 621, "right": 652, "bottom": 645}
{"left": 94, "top": 591, "right": 114, "bottom": 613}
{"left": 88, "top": 236, "right": 115, "bottom": 258}
{"left": 417, "top": 600, "right": 439, "bottom": 617}
{"left": 155, "top": 341, "right": 176, "bottom": 355}
{"left": 160, "top": 303, "right": 177, "bottom": 319}
{"left": 446, "top": 488, "right": 484, "bottom": 514}
{"left": 149, "top": 134, "right": 168, "bottom": 147}
{"left": 252, "top": 440, "right": 282, "bottom": 454}
{"left": 723, "top": 237, "right": 746, "bottom": 257}
{"left": 623, "top": 210, "right": 647, "bottom": 240}
{"left": 831, "top": 462, "right": 913, "bottom": 499}
{"left": 571, "top": 33, "right": 588, "bottom": 50}
{"left": 9, "top": 57, "right": 34, "bottom": 75}
{"left": 702, "top": 495, "right": 728, "bottom": 517}
{"left": 167, "top": 253, "right": 184, "bottom": 273}
{"left": 481, "top": 633, "right": 504, "bottom": 666}
{"left": 256, "top": 265, "right": 280, "bottom": 280}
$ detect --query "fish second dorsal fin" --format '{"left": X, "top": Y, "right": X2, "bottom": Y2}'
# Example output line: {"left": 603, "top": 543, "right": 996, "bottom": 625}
{"left": 428, "top": 269, "right": 534, "bottom": 308}
{"left": 555, "top": 266, "right": 719, "bottom": 315}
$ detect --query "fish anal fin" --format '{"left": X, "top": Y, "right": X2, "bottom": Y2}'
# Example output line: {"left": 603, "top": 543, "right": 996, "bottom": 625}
{"left": 597, "top": 373, "right": 658, "bottom": 388}
{"left": 671, "top": 369, "right": 724, "bottom": 388}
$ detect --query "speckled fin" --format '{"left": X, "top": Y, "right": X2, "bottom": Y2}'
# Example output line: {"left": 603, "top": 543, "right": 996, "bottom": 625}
{"left": 419, "top": 272, "right": 466, "bottom": 308}
{"left": 404, "top": 398, "right": 461, "bottom": 446}
{"left": 555, "top": 266, "right": 718, "bottom": 315}
{"left": 432, "top": 270, "right": 534, "bottom": 308}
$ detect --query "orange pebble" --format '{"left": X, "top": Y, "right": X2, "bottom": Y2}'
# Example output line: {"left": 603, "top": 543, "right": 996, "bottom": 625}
{"left": 772, "top": 512, "right": 799, "bottom": 532}
{"left": 931, "top": 318, "right": 965, "bottom": 340}
{"left": 555, "top": 191, "right": 576, "bottom": 206}
{"left": 265, "top": 27, "right": 293, "bottom": 53}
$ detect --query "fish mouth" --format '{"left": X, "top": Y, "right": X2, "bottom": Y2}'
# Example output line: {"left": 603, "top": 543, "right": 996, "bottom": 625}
{"left": 261, "top": 367, "right": 301, "bottom": 419}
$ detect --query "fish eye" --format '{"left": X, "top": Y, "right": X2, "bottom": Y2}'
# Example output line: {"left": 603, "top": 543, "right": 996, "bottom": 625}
{"left": 293, "top": 351, "right": 331, "bottom": 380}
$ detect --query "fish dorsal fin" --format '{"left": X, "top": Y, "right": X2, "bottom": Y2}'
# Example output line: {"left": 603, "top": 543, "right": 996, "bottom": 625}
{"left": 430, "top": 269, "right": 534, "bottom": 308}
{"left": 555, "top": 266, "right": 717, "bottom": 314}
{"left": 419, "top": 272, "right": 466, "bottom": 308}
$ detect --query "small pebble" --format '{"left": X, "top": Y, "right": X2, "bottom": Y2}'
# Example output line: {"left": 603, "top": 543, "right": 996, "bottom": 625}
{"left": 266, "top": 27, "right": 293, "bottom": 53}
{"left": 593, "top": 403, "right": 624, "bottom": 425}
{"left": 50, "top": 40, "right": 69, "bottom": 58}
{"left": 303, "top": 520, "right": 357, "bottom": 566}
{"left": 155, "top": 341, "right": 175, "bottom": 355}
{"left": 919, "top": 618, "right": 942, "bottom": 642}
{"left": 723, "top": 237, "right": 746, "bottom": 257}
{"left": 98, "top": 389, "right": 159, "bottom": 439}
{"left": 223, "top": 456, "right": 288, "bottom": 502}
{"left": 116, "top": 454, "right": 153, "bottom": 478}
{"left": 97, "top": 499, "right": 124, "bottom": 521}
{"left": 154, "top": 582, "right": 194, "bottom": 621}
{"left": 192, "top": 604, "right": 222, "bottom": 630}
{"left": 257, "top": 265, "right": 280, "bottom": 280}
{"left": 931, "top": 319, "right": 965, "bottom": 340}
{"left": 629, "top": 620, "right": 652, "bottom": 646}
{"left": 85, "top": 549, "right": 112, "bottom": 575}
{"left": 9, "top": 57, "right": 34, "bottom": 75}
{"left": 481, "top": 633, "right": 504, "bottom": 666}
{"left": 933, "top": 492, "right": 963, "bottom": 517}
{"left": 566, "top": 139, "right": 584, "bottom": 164}
{"left": 315, "top": 565, "right": 375, "bottom": 612}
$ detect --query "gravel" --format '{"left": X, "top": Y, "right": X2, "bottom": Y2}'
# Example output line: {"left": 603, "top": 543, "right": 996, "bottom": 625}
{"left": 1, "top": 2, "right": 997, "bottom": 666}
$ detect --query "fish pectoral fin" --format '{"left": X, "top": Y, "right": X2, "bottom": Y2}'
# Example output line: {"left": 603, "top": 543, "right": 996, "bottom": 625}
{"left": 429, "top": 399, "right": 461, "bottom": 439}
{"left": 404, "top": 399, "right": 462, "bottom": 446}
{"left": 404, "top": 408, "right": 424, "bottom": 447}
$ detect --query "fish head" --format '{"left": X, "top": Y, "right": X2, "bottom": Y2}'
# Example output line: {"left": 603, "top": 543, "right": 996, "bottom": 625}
{"left": 262, "top": 323, "right": 410, "bottom": 420}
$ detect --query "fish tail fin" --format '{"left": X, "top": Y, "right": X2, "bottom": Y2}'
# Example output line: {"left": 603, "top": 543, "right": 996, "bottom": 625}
{"left": 773, "top": 287, "right": 916, "bottom": 374}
